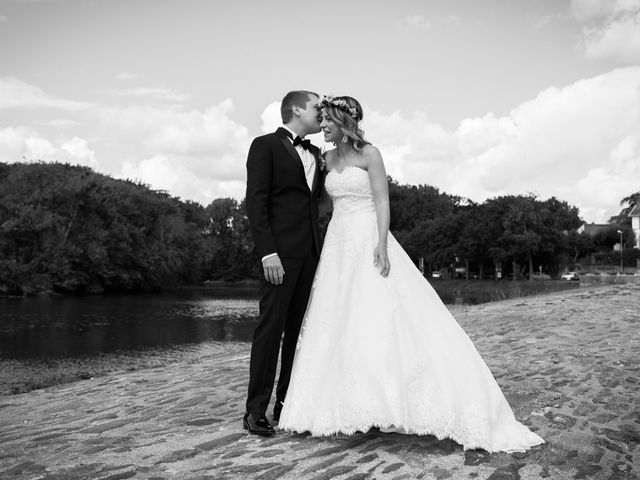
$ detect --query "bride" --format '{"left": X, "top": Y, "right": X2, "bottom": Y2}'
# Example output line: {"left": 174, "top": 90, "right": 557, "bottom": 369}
{"left": 277, "top": 95, "right": 544, "bottom": 453}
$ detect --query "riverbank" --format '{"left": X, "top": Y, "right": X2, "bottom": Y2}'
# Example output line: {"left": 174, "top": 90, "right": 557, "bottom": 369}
{"left": 1, "top": 283, "right": 639, "bottom": 479}
{"left": 0, "top": 346, "right": 208, "bottom": 396}
{"left": 1, "top": 281, "right": 588, "bottom": 397}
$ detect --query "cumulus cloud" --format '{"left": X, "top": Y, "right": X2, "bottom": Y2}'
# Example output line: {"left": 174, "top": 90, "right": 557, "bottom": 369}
{"left": 364, "top": 66, "right": 640, "bottom": 222}
{"left": 86, "top": 98, "right": 252, "bottom": 202}
{"left": 0, "top": 77, "right": 94, "bottom": 110}
{"left": 363, "top": 108, "right": 454, "bottom": 184}
{"left": 3, "top": 70, "right": 638, "bottom": 221}
{"left": 119, "top": 154, "right": 246, "bottom": 204}
{"left": 261, "top": 101, "right": 281, "bottom": 134}
{"left": 571, "top": 0, "right": 640, "bottom": 63}
{"left": 0, "top": 126, "right": 98, "bottom": 168}
{"left": 0, "top": 79, "right": 257, "bottom": 202}
{"left": 61, "top": 137, "right": 98, "bottom": 169}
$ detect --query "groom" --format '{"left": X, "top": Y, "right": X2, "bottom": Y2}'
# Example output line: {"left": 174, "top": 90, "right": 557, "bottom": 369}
{"left": 244, "top": 90, "right": 324, "bottom": 436}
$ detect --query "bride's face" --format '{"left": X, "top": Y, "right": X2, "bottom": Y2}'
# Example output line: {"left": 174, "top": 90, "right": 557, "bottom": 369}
{"left": 320, "top": 110, "right": 341, "bottom": 144}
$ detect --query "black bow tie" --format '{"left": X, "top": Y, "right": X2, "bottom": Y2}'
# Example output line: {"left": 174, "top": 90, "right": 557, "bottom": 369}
{"left": 293, "top": 136, "right": 312, "bottom": 151}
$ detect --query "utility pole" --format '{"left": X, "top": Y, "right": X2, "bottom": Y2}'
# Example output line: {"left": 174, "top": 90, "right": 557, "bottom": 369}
{"left": 617, "top": 229, "right": 624, "bottom": 274}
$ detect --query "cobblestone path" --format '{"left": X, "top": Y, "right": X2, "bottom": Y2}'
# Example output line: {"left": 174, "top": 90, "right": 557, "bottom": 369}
{"left": 1, "top": 283, "right": 639, "bottom": 479}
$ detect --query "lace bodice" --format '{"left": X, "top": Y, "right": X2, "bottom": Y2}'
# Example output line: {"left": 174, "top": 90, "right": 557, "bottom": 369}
{"left": 325, "top": 166, "right": 376, "bottom": 219}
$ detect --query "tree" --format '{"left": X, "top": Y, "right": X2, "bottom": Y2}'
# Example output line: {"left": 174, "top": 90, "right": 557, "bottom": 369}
{"left": 0, "top": 162, "right": 209, "bottom": 294}
{"left": 608, "top": 191, "right": 640, "bottom": 227}
{"left": 203, "top": 198, "right": 255, "bottom": 280}
{"left": 593, "top": 226, "right": 634, "bottom": 250}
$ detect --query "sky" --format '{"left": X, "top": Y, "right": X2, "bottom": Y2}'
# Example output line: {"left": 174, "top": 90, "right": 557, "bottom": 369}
{"left": 0, "top": 0, "right": 639, "bottom": 223}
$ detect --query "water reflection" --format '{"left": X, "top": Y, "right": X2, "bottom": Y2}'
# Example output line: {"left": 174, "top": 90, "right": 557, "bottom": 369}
{"left": 0, "top": 282, "right": 580, "bottom": 360}
{"left": 0, "top": 290, "right": 259, "bottom": 359}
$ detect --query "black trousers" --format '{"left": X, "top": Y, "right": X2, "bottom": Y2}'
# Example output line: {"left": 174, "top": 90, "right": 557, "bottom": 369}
{"left": 246, "top": 251, "right": 319, "bottom": 415}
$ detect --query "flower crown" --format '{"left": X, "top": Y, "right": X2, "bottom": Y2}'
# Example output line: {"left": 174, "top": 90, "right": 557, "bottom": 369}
{"left": 316, "top": 96, "right": 361, "bottom": 121}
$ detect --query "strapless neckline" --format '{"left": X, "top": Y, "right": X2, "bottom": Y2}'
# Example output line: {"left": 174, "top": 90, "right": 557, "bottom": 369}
{"left": 327, "top": 165, "right": 367, "bottom": 176}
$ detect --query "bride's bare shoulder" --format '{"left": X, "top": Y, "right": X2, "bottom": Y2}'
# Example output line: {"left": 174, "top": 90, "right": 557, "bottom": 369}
{"left": 361, "top": 144, "right": 383, "bottom": 166}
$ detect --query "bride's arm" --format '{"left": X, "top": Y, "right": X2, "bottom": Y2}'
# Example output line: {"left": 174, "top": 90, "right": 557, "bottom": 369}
{"left": 364, "top": 145, "right": 391, "bottom": 277}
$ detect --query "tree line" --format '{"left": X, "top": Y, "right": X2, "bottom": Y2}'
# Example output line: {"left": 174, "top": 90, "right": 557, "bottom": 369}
{"left": 390, "top": 180, "right": 637, "bottom": 279}
{"left": 0, "top": 162, "right": 637, "bottom": 295}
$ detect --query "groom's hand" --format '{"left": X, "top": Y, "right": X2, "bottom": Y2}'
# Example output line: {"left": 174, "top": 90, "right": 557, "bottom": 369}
{"left": 262, "top": 255, "right": 285, "bottom": 285}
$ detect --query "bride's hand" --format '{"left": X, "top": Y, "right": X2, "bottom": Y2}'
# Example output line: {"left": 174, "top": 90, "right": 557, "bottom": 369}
{"left": 373, "top": 243, "right": 390, "bottom": 277}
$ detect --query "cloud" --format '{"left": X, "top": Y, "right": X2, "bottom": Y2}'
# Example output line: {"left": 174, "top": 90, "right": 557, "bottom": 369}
{"left": 363, "top": 66, "right": 640, "bottom": 222}
{"left": 571, "top": 0, "right": 640, "bottom": 63}
{"left": 0, "top": 77, "right": 94, "bottom": 110}
{"left": 110, "top": 87, "right": 190, "bottom": 102}
{"left": 401, "top": 15, "right": 431, "bottom": 30}
{"left": 532, "top": 14, "right": 553, "bottom": 30}
{"left": 61, "top": 137, "right": 98, "bottom": 169}
{"left": 3, "top": 68, "right": 638, "bottom": 222}
{"left": 118, "top": 154, "right": 246, "bottom": 204}
{"left": 115, "top": 72, "right": 142, "bottom": 80}
{"left": 0, "top": 126, "right": 58, "bottom": 163}
{"left": 82, "top": 98, "right": 252, "bottom": 202}
{"left": 569, "top": 0, "right": 635, "bottom": 22}
{"left": 0, "top": 126, "right": 98, "bottom": 168}
{"left": 260, "top": 101, "right": 281, "bottom": 134}
{"left": 0, "top": 127, "right": 29, "bottom": 161}
{"left": 0, "top": 15, "right": 7, "bottom": 22}
{"left": 0, "top": 90, "right": 252, "bottom": 203}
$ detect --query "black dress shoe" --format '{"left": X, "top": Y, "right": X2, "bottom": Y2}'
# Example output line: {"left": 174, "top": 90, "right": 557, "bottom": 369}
{"left": 272, "top": 400, "right": 284, "bottom": 422}
{"left": 243, "top": 412, "right": 275, "bottom": 436}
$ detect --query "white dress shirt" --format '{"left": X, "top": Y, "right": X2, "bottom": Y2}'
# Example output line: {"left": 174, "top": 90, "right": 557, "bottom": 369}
{"left": 282, "top": 125, "right": 316, "bottom": 190}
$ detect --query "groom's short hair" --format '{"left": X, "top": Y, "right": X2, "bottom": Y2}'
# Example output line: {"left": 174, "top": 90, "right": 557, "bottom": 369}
{"left": 281, "top": 90, "right": 318, "bottom": 123}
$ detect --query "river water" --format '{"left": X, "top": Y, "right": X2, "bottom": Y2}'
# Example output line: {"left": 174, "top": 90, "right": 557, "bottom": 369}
{"left": 0, "top": 288, "right": 259, "bottom": 359}
{"left": 0, "top": 282, "right": 580, "bottom": 360}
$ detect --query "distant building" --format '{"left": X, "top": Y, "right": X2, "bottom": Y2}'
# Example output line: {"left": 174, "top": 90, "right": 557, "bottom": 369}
{"left": 578, "top": 205, "right": 640, "bottom": 249}
{"left": 577, "top": 222, "right": 613, "bottom": 237}
{"left": 630, "top": 204, "right": 640, "bottom": 249}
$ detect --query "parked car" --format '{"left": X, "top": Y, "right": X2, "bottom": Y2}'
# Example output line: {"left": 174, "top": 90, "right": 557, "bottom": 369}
{"left": 431, "top": 271, "right": 441, "bottom": 278}
{"left": 560, "top": 272, "right": 580, "bottom": 281}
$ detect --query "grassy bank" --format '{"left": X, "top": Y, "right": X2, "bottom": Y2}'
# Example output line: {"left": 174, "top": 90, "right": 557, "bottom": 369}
{"left": 427, "top": 278, "right": 582, "bottom": 304}
{"left": 0, "top": 345, "right": 206, "bottom": 396}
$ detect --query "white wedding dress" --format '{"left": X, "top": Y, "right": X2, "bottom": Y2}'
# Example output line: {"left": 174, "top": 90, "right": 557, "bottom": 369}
{"left": 278, "top": 166, "right": 544, "bottom": 453}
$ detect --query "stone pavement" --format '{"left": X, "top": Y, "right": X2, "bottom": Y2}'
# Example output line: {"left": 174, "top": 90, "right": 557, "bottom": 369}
{"left": 1, "top": 283, "right": 639, "bottom": 480}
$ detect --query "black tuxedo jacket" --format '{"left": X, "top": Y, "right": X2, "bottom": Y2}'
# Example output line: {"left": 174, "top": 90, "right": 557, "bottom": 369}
{"left": 246, "top": 127, "right": 324, "bottom": 260}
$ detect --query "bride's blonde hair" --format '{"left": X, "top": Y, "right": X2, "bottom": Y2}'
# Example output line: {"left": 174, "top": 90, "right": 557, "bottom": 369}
{"left": 318, "top": 96, "right": 370, "bottom": 150}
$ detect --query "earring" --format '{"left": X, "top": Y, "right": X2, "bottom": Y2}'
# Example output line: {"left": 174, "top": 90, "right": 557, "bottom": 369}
{"left": 342, "top": 135, "right": 348, "bottom": 143}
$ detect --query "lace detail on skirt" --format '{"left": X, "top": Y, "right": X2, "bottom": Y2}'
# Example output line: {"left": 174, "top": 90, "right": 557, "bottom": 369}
{"left": 280, "top": 166, "right": 544, "bottom": 453}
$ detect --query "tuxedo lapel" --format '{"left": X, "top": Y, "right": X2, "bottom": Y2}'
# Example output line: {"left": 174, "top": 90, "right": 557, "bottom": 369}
{"left": 277, "top": 129, "right": 309, "bottom": 190}
{"left": 277, "top": 127, "right": 317, "bottom": 193}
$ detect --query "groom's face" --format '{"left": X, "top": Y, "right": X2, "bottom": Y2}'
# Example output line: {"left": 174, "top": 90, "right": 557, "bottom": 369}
{"left": 298, "top": 95, "right": 322, "bottom": 135}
